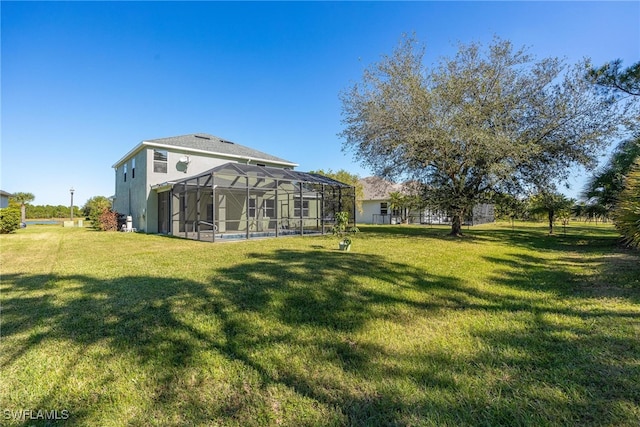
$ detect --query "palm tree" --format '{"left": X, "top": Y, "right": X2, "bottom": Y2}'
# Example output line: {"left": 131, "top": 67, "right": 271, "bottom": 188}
{"left": 612, "top": 158, "right": 640, "bottom": 248}
{"left": 10, "top": 192, "right": 35, "bottom": 224}
{"left": 583, "top": 136, "right": 640, "bottom": 215}
{"left": 528, "top": 191, "right": 574, "bottom": 235}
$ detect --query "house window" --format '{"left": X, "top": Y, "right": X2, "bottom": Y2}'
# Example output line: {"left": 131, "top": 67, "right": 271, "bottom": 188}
{"left": 294, "top": 200, "right": 309, "bottom": 217}
{"left": 248, "top": 198, "right": 257, "bottom": 218}
{"left": 132, "top": 158, "right": 136, "bottom": 179}
{"left": 154, "top": 149, "right": 168, "bottom": 173}
{"left": 380, "top": 202, "right": 388, "bottom": 215}
{"left": 263, "top": 199, "right": 275, "bottom": 218}
{"left": 124, "top": 164, "right": 127, "bottom": 182}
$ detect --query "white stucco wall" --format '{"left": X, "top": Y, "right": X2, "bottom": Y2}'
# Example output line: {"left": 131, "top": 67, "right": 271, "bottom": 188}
{"left": 113, "top": 149, "right": 149, "bottom": 231}
{"left": 356, "top": 200, "right": 387, "bottom": 224}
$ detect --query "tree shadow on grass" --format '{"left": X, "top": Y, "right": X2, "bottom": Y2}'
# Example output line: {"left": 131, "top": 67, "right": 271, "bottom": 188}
{"left": 1, "top": 250, "right": 464, "bottom": 425}
{"left": 466, "top": 247, "right": 640, "bottom": 425}
{"left": 465, "top": 311, "right": 640, "bottom": 425}
{"left": 2, "top": 243, "right": 639, "bottom": 426}
{"left": 360, "top": 223, "right": 623, "bottom": 255}
{"left": 481, "top": 248, "right": 640, "bottom": 304}
{"left": 466, "top": 223, "right": 624, "bottom": 253}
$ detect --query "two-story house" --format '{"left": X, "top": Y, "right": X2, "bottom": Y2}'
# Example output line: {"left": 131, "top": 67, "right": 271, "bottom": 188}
{"left": 113, "top": 133, "right": 355, "bottom": 241}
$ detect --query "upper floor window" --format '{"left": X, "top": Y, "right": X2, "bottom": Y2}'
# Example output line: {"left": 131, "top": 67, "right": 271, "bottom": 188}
{"left": 124, "top": 164, "right": 127, "bottom": 182}
{"left": 154, "top": 149, "right": 168, "bottom": 173}
{"left": 132, "top": 158, "right": 136, "bottom": 179}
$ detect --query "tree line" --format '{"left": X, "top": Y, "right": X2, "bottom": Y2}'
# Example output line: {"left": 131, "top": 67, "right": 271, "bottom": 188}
{"left": 0, "top": 193, "right": 116, "bottom": 233}
{"left": 21, "top": 204, "right": 82, "bottom": 219}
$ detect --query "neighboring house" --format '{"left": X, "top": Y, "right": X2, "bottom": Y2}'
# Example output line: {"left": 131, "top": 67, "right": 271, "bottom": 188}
{"left": 112, "top": 133, "right": 355, "bottom": 241}
{"left": 0, "top": 190, "right": 13, "bottom": 209}
{"left": 357, "top": 177, "right": 406, "bottom": 225}
{"left": 356, "top": 176, "right": 494, "bottom": 225}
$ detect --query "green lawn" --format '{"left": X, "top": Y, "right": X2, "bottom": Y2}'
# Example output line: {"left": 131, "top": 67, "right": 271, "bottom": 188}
{"left": 1, "top": 223, "right": 639, "bottom": 426}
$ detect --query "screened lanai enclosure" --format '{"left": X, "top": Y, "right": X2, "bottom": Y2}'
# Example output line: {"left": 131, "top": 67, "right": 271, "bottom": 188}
{"left": 158, "top": 163, "right": 356, "bottom": 242}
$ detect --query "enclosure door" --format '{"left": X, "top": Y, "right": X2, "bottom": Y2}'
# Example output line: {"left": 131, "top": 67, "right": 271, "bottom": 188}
{"left": 157, "top": 191, "right": 170, "bottom": 234}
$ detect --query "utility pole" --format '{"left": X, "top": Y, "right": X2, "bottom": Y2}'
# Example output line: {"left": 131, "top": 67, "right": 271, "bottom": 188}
{"left": 70, "top": 187, "right": 74, "bottom": 221}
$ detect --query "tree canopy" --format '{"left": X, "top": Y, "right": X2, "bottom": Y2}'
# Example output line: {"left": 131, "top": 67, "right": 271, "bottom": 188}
{"left": 588, "top": 59, "right": 640, "bottom": 97}
{"left": 340, "top": 36, "right": 635, "bottom": 235}
{"left": 310, "top": 168, "right": 364, "bottom": 214}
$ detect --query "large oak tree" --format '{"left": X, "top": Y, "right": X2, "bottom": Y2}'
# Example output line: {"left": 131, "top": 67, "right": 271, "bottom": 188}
{"left": 340, "top": 36, "right": 635, "bottom": 235}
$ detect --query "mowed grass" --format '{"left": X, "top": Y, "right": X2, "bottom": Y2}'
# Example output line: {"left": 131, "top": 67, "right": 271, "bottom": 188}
{"left": 1, "top": 223, "right": 639, "bottom": 426}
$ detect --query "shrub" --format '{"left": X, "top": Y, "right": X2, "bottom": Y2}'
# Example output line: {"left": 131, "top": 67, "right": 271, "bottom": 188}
{"left": 83, "top": 196, "right": 112, "bottom": 227}
{"left": 96, "top": 208, "right": 120, "bottom": 231}
{"left": 0, "top": 207, "right": 21, "bottom": 234}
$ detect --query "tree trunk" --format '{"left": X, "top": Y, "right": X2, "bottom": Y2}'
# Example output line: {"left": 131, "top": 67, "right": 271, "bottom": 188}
{"left": 20, "top": 204, "right": 26, "bottom": 223}
{"left": 450, "top": 214, "right": 463, "bottom": 236}
{"left": 548, "top": 210, "right": 554, "bottom": 234}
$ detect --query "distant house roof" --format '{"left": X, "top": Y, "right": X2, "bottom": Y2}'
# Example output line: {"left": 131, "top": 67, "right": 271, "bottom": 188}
{"left": 359, "top": 177, "right": 404, "bottom": 200}
{"left": 359, "top": 176, "right": 425, "bottom": 201}
{"left": 0, "top": 190, "right": 13, "bottom": 198}
{"left": 113, "top": 133, "right": 298, "bottom": 168}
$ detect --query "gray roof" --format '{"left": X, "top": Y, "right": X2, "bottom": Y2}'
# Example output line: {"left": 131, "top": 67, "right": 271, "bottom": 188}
{"left": 0, "top": 190, "right": 13, "bottom": 197}
{"left": 146, "top": 133, "right": 296, "bottom": 166}
{"left": 360, "top": 176, "right": 404, "bottom": 200}
{"left": 113, "top": 133, "right": 297, "bottom": 168}
{"left": 359, "top": 177, "right": 425, "bottom": 201}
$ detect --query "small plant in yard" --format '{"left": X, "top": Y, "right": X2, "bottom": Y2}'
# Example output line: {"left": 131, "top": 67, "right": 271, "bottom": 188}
{"left": 332, "top": 211, "right": 359, "bottom": 251}
{"left": 559, "top": 211, "right": 571, "bottom": 234}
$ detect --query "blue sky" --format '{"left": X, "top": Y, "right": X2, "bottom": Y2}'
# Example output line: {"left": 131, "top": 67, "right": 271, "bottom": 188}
{"left": 2, "top": 1, "right": 638, "bottom": 207}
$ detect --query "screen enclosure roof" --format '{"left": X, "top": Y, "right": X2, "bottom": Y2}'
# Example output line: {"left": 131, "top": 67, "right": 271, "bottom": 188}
{"left": 167, "top": 162, "right": 353, "bottom": 188}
